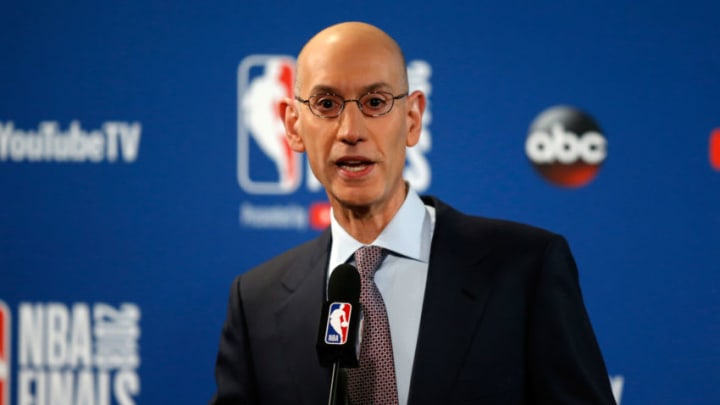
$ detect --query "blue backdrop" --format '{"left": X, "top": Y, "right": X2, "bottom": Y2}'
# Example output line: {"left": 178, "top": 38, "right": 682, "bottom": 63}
{"left": 1, "top": 1, "right": 718, "bottom": 404}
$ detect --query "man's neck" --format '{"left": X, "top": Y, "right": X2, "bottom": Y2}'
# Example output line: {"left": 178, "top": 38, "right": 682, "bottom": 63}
{"left": 331, "top": 183, "right": 409, "bottom": 244}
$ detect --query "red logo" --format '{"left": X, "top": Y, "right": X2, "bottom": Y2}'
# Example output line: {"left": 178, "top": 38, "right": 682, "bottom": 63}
{"left": 526, "top": 106, "right": 607, "bottom": 188}
{"left": 0, "top": 301, "right": 10, "bottom": 405}
{"left": 710, "top": 129, "right": 720, "bottom": 171}
{"left": 309, "top": 202, "right": 331, "bottom": 230}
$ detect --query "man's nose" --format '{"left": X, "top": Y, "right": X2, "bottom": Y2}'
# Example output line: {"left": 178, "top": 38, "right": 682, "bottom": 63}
{"left": 337, "top": 101, "right": 366, "bottom": 144}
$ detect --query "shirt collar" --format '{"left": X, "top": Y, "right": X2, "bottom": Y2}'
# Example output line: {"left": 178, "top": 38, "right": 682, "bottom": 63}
{"left": 329, "top": 187, "right": 430, "bottom": 270}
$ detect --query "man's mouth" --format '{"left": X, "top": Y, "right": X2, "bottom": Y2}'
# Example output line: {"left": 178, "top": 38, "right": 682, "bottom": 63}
{"left": 337, "top": 160, "right": 373, "bottom": 172}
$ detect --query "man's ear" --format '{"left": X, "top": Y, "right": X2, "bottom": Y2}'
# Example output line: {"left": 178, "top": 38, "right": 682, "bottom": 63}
{"left": 280, "top": 97, "right": 305, "bottom": 152}
{"left": 405, "top": 90, "right": 426, "bottom": 147}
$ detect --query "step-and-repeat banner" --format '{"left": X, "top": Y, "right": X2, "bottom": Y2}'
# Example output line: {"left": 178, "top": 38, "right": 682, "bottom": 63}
{"left": 1, "top": 2, "right": 718, "bottom": 404}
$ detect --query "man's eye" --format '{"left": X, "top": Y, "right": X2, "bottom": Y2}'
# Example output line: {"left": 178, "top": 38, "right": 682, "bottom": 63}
{"left": 368, "top": 98, "right": 385, "bottom": 107}
{"left": 363, "top": 94, "right": 389, "bottom": 110}
{"left": 314, "top": 97, "right": 340, "bottom": 110}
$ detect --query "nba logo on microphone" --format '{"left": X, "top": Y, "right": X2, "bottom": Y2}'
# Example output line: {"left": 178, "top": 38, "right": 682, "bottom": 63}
{"left": 324, "top": 303, "right": 352, "bottom": 345}
{"left": 0, "top": 301, "right": 10, "bottom": 405}
{"left": 237, "top": 55, "right": 303, "bottom": 195}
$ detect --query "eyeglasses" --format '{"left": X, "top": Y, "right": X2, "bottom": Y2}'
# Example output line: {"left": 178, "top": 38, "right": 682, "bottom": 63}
{"left": 295, "top": 91, "right": 408, "bottom": 118}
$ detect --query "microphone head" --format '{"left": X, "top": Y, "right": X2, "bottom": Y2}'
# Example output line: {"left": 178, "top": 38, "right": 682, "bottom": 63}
{"left": 317, "top": 263, "right": 363, "bottom": 368}
{"left": 328, "top": 264, "right": 360, "bottom": 302}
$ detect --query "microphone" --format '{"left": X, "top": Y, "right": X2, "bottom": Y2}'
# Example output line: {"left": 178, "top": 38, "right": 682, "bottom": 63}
{"left": 317, "top": 264, "right": 363, "bottom": 405}
{"left": 317, "top": 263, "right": 362, "bottom": 367}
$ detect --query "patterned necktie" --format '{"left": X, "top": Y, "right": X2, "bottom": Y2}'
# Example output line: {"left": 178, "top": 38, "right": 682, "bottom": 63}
{"left": 346, "top": 246, "right": 399, "bottom": 405}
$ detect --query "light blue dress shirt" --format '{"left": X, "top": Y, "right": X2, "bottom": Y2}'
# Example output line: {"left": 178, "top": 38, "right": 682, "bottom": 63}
{"left": 328, "top": 188, "right": 436, "bottom": 405}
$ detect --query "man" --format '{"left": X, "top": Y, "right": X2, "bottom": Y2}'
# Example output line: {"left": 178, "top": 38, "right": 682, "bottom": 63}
{"left": 211, "top": 22, "right": 616, "bottom": 404}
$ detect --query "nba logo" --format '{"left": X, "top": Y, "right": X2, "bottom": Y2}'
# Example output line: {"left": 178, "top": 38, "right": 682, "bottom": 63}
{"left": 0, "top": 301, "right": 10, "bottom": 405}
{"left": 237, "top": 55, "right": 303, "bottom": 194}
{"left": 324, "top": 302, "right": 352, "bottom": 345}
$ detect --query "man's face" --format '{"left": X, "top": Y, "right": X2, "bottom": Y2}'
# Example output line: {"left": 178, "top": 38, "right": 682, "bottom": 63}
{"left": 284, "top": 34, "right": 424, "bottom": 215}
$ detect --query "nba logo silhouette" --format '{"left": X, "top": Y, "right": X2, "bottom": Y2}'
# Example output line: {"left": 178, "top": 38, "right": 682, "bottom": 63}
{"left": 237, "top": 55, "right": 303, "bottom": 194}
{"left": 324, "top": 302, "right": 352, "bottom": 345}
{"left": 0, "top": 301, "right": 10, "bottom": 405}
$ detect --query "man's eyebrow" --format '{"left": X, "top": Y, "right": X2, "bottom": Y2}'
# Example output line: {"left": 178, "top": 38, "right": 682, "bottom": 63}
{"left": 307, "top": 85, "right": 339, "bottom": 95}
{"left": 307, "top": 82, "right": 395, "bottom": 96}
{"left": 361, "top": 82, "right": 394, "bottom": 93}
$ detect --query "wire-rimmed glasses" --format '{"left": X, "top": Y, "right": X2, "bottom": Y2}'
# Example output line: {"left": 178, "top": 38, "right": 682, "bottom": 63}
{"left": 295, "top": 91, "right": 408, "bottom": 118}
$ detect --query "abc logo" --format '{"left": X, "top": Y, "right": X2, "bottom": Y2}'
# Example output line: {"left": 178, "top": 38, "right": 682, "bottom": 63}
{"left": 525, "top": 106, "right": 607, "bottom": 188}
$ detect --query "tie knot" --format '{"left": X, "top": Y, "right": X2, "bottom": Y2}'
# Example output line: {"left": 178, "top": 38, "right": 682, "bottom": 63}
{"left": 354, "top": 246, "right": 385, "bottom": 278}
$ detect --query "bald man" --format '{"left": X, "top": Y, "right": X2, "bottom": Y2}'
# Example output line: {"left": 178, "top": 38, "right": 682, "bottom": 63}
{"left": 210, "top": 22, "right": 616, "bottom": 405}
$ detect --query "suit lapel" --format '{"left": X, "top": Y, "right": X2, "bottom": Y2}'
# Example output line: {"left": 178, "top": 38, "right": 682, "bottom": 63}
{"left": 274, "top": 231, "right": 333, "bottom": 405}
{"left": 408, "top": 199, "right": 495, "bottom": 404}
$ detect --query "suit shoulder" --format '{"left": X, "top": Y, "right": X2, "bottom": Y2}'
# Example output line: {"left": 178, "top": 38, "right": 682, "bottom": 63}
{"left": 235, "top": 230, "right": 330, "bottom": 295}
{"left": 479, "top": 216, "right": 559, "bottom": 243}
{"left": 426, "top": 196, "right": 565, "bottom": 248}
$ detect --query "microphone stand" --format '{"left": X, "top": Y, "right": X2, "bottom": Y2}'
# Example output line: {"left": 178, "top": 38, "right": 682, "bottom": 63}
{"left": 328, "top": 360, "right": 346, "bottom": 405}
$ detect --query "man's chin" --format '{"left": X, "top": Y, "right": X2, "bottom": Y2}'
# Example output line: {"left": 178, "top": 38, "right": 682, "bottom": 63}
{"left": 328, "top": 188, "right": 381, "bottom": 211}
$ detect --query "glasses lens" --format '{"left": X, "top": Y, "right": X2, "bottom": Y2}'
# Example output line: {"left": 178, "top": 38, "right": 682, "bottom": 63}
{"left": 308, "top": 94, "right": 344, "bottom": 117}
{"left": 359, "top": 92, "right": 394, "bottom": 116}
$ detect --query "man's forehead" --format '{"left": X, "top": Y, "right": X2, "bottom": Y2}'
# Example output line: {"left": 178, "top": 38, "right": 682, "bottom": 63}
{"left": 297, "top": 50, "right": 403, "bottom": 92}
{"left": 300, "top": 41, "right": 399, "bottom": 70}
{"left": 299, "top": 70, "right": 403, "bottom": 96}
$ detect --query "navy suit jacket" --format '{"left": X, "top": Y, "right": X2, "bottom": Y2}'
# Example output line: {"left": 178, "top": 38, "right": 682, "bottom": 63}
{"left": 210, "top": 197, "right": 616, "bottom": 404}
